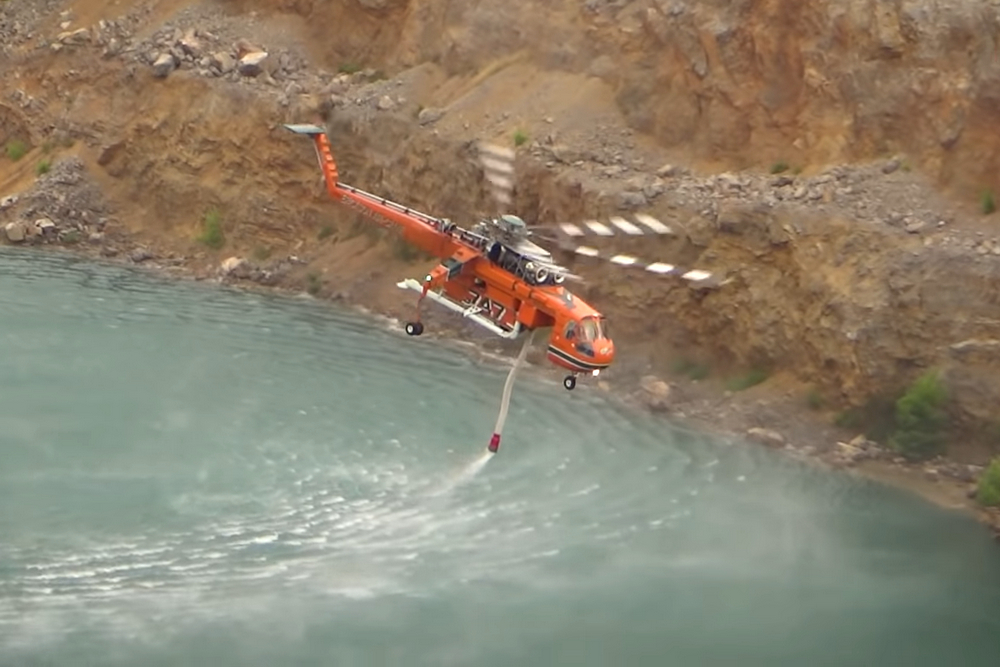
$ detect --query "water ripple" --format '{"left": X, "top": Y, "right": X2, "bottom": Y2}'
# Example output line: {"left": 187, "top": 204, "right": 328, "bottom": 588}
{"left": 4, "top": 248, "right": 1000, "bottom": 665}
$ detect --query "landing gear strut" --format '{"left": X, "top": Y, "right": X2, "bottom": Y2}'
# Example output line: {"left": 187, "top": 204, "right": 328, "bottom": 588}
{"left": 405, "top": 277, "right": 431, "bottom": 336}
{"left": 562, "top": 374, "right": 577, "bottom": 391}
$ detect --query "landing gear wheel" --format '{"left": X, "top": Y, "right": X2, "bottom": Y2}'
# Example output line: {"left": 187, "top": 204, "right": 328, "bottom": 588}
{"left": 562, "top": 375, "right": 577, "bottom": 391}
{"left": 405, "top": 321, "right": 424, "bottom": 336}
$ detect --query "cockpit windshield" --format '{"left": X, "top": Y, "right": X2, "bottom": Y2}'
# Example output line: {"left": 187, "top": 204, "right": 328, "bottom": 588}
{"left": 578, "top": 316, "right": 601, "bottom": 342}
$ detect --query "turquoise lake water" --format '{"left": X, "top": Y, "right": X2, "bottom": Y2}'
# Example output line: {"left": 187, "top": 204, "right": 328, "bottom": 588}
{"left": 1, "top": 247, "right": 999, "bottom": 666}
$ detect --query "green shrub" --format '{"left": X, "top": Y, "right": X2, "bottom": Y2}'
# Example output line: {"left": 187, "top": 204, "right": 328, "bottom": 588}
{"left": 197, "top": 208, "right": 224, "bottom": 249}
{"left": 726, "top": 368, "right": 768, "bottom": 392}
{"left": 36, "top": 159, "right": 51, "bottom": 175}
{"left": 671, "top": 358, "right": 710, "bottom": 380}
{"left": 977, "top": 459, "right": 1000, "bottom": 507}
{"left": 513, "top": 130, "right": 528, "bottom": 147}
{"left": 306, "top": 271, "right": 321, "bottom": 295}
{"left": 806, "top": 388, "right": 824, "bottom": 410}
{"left": 770, "top": 161, "right": 789, "bottom": 174}
{"left": 982, "top": 189, "right": 996, "bottom": 215}
{"left": 888, "top": 370, "right": 948, "bottom": 460}
{"left": 5, "top": 139, "right": 27, "bottom": 161}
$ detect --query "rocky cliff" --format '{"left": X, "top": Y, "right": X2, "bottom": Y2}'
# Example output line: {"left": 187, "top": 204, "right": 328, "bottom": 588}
{"left": 1, "top": 0, "right": 999, "bottom": 524}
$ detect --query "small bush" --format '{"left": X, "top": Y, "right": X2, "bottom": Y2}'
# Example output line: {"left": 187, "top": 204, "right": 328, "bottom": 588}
{"left": 5, "top": 139, "right": 27, "bottom": 161}
{"left": 981, "top": 189, "right": 996, "bottom": 215}
{"left": 197, "top": 208, "right": 224, "bottom": 249}
{"left": 338, "top": 62, "right": 361, "bottom": 74}
{"left": 977, "top": 459, "right": 1000, "bottom": 507}
{"left": 726, "top": 368, "right": 768, "bottom": 392}
{"left": 318, "top": 224, "right": 334, "bottom": 240}
{"left": 770, "top": 161, "right": 789, "bottom": 174}
{"left": 513, "top": 130, "right": 528, "bottom": 147}
{"left": 671, "top": 358, "right": 710, "bottom": 381}
{"left": 889, "top": 370, "right": 949, "bottom": 460}
{"left": 306, "top": 271, "right": 322, "bottom": 295}
{"left": 806, "top": 388, "right": 824, "bottom": 410}
{"left": 36, "top": 159, "right": 51, "bottom": 175}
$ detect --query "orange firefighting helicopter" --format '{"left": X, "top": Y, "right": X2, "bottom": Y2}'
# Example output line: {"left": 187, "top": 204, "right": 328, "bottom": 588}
{"left": 283, "top": 122, "right": 720, "bottom": 393}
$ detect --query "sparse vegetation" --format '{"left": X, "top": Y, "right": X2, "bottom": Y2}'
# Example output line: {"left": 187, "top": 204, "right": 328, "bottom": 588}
{"left": 196, "top": 208, "right": 225, "bottom": 249}
{"left": 5, "top": 139, "right": 27, "bottom": 161}
{"left": 513, "top": 129, "right": 528, "bottom": 147}
{"left": 35, "top": 159, "right": 51, "bottom": 176}
{"left": 306, "top": 271, "right": 322, "bottom": 295}
{"left": 981, "top": 189, "right": 996, "bottom": 215}
{"left": 338, "top": 62, "right": 361, "bottom": 74}
{"left": 834, "top": 394, "right": 898, "bottom": 442}
{"left": 318, "top": 224, "right": 335, "bottom": 240}
{"left": 769, "top": 161, "right": 789, "bottom": 174}
{"left": 806, "top": 388, "right": 825, "bottom": 411}
{"left": 252, "top": 245, "right": 271, "bottom": 261}
{"left": 977, "top": 458, "right": 1000, "bottom": 507}
{"left": 888, "top": 370, "right": 949, "bottom": 461}
{"left": 389, "top": 234, "right": 433, "bottom": 263}
{"left": 671, "top": 358, "right": 710, "bottom": 381}
{"left": 726, "top": 368, "right": 768, "bottom": 392}
{"left": 390, "top": 235, "right": 419, "bottom": 262}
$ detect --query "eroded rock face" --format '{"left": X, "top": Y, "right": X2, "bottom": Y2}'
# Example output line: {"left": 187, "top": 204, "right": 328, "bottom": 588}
{"left": 310, "top": 0, "right": 1000, "bottom": 197}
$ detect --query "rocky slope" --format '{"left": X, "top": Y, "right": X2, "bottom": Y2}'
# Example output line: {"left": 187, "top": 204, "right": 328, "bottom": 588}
{"left": 1, "top": 0, "right": 998, "bottom": 534}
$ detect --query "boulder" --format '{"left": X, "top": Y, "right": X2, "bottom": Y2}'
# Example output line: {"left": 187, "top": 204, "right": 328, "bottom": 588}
{"left": 4, "top": 221, "right": 27, "bottom": 243}
{"left": 210, "top": 51, "right": 235, "bottom": 74}
{"left": 220, "top": 256, "right": 246, "bottom": 274}
{"left": 639, "top": 375, "right": 671, "bottom": 412}
{"left": 418, "top": 107, "right": 445, "bottom": 125}
{"left": 238, "top": 51, "right": 269, "bottom": 77}
{"left": 151, "top": 53, "right": 176, "bottom": 78}
{"left": 716, "top": 202, "right": 789, "bottom": 247}
{"left": 746, "top": 427, "right": 785, "bottom": 448}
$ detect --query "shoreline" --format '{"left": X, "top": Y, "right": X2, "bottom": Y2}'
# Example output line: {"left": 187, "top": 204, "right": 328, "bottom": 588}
{"left": 5, "top": 236, "right": 998, "bottom": 541}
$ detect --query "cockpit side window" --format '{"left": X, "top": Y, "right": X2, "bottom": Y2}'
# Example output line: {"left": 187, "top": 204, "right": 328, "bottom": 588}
{"left": 563, "top": 320, "right": 577, "bottom": 340}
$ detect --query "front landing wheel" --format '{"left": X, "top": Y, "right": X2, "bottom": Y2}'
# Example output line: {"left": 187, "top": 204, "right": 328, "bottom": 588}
{"left": 405, "top": 321, "right": 424, "bottom": 336}
{"left": 563, "top": 375, "right": 577, "bottom": 391}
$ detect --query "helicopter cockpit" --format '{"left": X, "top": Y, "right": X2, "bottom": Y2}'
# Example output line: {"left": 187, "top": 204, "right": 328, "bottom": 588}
{"left": 563, "top": 315, "right": 612, "bottom": 359}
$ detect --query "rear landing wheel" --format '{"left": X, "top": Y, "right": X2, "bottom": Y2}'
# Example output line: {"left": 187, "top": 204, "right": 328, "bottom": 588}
{"left": 562, "top": 375, "right": 577, "bottom": 391}
{"left": 405, "top": 321, "right": 424, "bottom": 336}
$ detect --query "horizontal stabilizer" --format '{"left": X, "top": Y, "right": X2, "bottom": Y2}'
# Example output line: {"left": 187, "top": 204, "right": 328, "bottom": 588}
{"left": 283, "top": 123, "right": 327, "bottom": 135}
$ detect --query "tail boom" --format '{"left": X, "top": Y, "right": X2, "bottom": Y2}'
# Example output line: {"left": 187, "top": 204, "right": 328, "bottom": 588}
{"left": 284, "top": 123, "right": 463, "bottom": 260}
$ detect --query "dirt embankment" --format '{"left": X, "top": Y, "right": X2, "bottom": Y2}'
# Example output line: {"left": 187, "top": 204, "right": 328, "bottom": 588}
{"left": 1, "top": 0, "right": 999, "bottom": 535}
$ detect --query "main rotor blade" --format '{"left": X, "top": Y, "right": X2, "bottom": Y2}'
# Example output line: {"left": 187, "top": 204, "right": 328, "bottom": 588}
{"left": 537, "top": 214, "right": 676, "bottom": 238}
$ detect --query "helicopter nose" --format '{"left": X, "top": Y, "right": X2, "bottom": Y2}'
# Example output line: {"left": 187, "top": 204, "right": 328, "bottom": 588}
{"left": 596, "top": 338, "right": 615, "bottom": 366}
